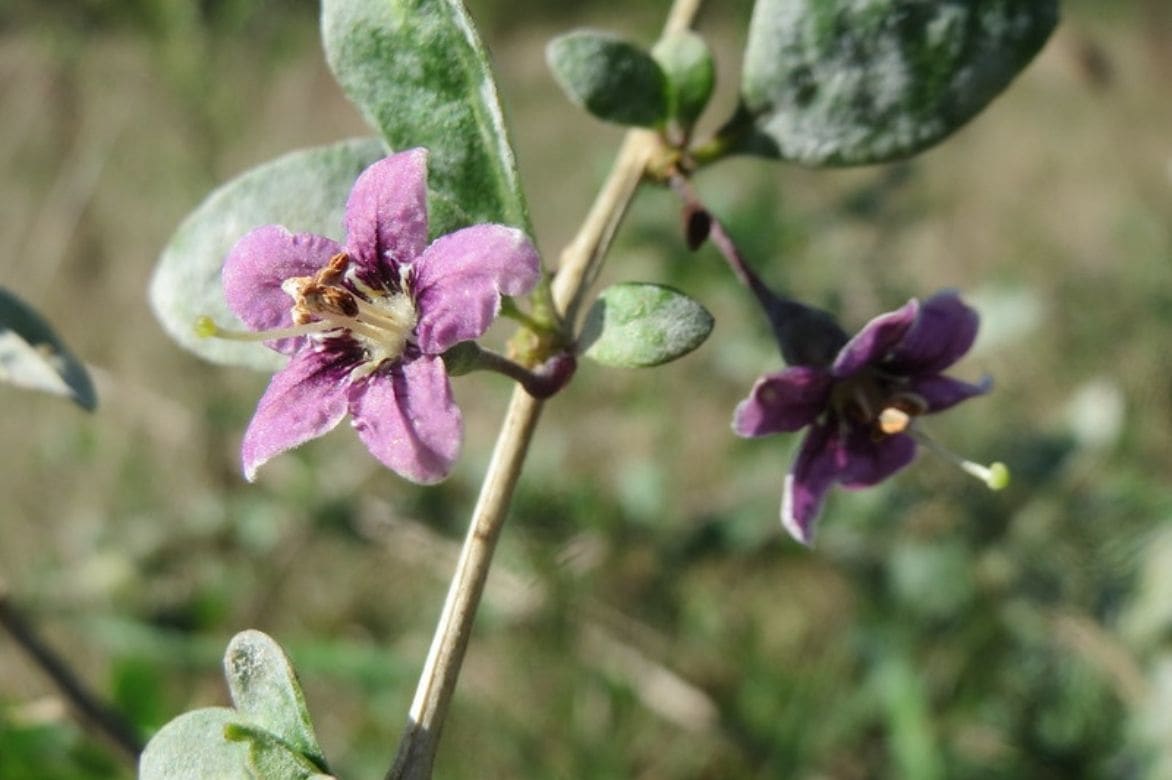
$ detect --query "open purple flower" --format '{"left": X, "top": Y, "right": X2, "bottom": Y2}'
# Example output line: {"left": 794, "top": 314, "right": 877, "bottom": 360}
{"left": 733, "top": 291, "right": 996, "bottom": 545}
{"left": 219, "top": 148, "right": 540, "bottom": 483}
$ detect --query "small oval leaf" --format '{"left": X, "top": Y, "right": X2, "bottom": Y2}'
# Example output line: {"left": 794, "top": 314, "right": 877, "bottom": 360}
{"left": 322, "top": 0, "right": 531, "bottom": 238}
{"left": 139, "top": 708, "right": 251, "bottom": 780}
{"left": 149, "top": 138, "right": 387, "bottom": 370}
{"left": 547, "top": 30, "right": 669, "bottom": 128}
{"left": 652, "top": 31, "right": 716, "bottom": 130}
{"left": 225, "top": 722, "right": 331, "bottom": 780}
{"left": 580, "top": 283, "right": 713, "bottom": 368}
{"left": 735, "top": 0, "right": 1058, "bottom": 165}
{"left": 0, "top": 288, "right": 96, "bottom": 410}
{"left": 224, "top": 630, "right": 327, "bottom": 773}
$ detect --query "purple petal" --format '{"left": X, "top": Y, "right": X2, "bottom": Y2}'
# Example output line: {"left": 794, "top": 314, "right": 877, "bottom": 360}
{"left": 781, "top": 423, "right": 840, "bottom": 546}
{"left": 349, "top": 354, "right": 462, "bottom": 484}
{"left": 241, "top": 349, "right": 350, "bottom": 481}
{"left": 836, "top": 428, "right": 917, "bottom": 488}
{"left": 411, "top": 225, "right": 541, "bottom": 354}
{"left": 885, "top": 291, "right": 980, "bottom": 375}
{"left": 831, "top": 299, "right": 919, "bottom": 377}
{"left": 911, "top": 374, "right": 992, "bottom": 413}
{"left": 223, "top": 225, "right": 342, "bottom": 354}
{"left": 344, "top": 149, "right": 430, "bottom": 281}
{"left": 732, "top": 366, "right": 833, "bottom": 437}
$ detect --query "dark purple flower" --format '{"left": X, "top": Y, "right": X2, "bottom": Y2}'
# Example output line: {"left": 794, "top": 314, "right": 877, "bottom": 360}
{"left": 733, "top": 291, "right": 992, "bottom": 545}
{"left": 221, "top": 149, "right": 540, "bottom": 483}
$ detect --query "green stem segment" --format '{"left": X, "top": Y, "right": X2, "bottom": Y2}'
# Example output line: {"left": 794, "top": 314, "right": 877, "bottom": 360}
{"left": 442, "top": 341, "right": 576, "bottom": 399}
{"left": 386, "top": 5, "right": 705, "bottom": 777}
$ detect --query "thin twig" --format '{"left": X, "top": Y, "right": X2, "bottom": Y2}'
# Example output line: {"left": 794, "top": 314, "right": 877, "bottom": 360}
{"left": 668, "top": 173, "right": 849, "bottom": 367}
{"left": 0, "top": 580, "right": 143, "bottom": 763}
{"left": 386, "top": 3, "right": 707, "bottom": 776}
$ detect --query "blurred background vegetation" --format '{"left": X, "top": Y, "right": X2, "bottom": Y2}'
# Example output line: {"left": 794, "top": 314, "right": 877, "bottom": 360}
{"left": 2, "top": 0, "right": 1171, "bottom": 777}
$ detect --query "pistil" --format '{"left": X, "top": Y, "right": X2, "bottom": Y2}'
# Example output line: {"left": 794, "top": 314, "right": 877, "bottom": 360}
{"left": 194, "top": 315, "right": 336, "bottom": 342}
{"left": 910, "top": 428, "right": 1009, "bottom": 491}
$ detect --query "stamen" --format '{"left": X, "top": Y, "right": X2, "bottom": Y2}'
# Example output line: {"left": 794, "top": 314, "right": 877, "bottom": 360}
{"left": 910, "top": 428, "right": 1010, "bottom": 491}
{"left": 877, "top": 406, "right": 911, "bottom": 435}
{"left": 193, "top": 315, "right": 334, "bottom": 342}
{"left": 352, "top": 297, "right": 412, "bottom": 330}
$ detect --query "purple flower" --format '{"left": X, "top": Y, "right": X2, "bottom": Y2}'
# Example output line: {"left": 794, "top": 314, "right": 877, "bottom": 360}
{"left": 221, "top": 148, "right": 540, "bottom": 483}
{"left": 732, "top": 291, "right": 991, "bottom": 545}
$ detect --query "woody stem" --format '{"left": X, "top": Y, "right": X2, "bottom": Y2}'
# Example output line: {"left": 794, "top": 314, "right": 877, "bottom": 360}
{"left": 386, "top": 3, "right": 704, "bottom": 778}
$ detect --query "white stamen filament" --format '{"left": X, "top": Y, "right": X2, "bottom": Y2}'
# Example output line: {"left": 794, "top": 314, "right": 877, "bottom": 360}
{"left": 351, "top": 297, "right": 411, "bottom": 331}
{"left": 200, "top": 261, "right": 417, "bottom": 374}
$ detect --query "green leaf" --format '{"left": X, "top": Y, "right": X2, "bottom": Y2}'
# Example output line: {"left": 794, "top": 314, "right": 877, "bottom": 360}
{"left": 580, "top": 283, "right": 713, "bottom": 368}
{"left": 322, "top": 0, "right": 530, "bottom": 238}
{"left": 735, "top": 0, "right": 1058, "bottom": 165}
{"left": 224, "top": 723, "right": 331, "bottom": 780}
{"left": 139, "top": 708, "right": 251, "bottom": 780}
{"left": 652, "top": 31, "right": 716, "bottom": 130}
{"left": 547, "top": 30, "right": 669, "bottom": 128}
{"left": 0, "top": 287, "right": 96, "bottom": 410}
{"left": 149, "top": 138, "right": 387, "bottom": 370}
{"left": 224, "top": 630, "right": 327, "bottom": 773}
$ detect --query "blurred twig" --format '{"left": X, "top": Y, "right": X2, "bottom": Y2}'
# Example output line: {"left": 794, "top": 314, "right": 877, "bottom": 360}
{"left": 1051, "top": 612, "right": 1147, "bottom": 708}
{"left": 358, "top": 503, "right": 720, "bottom": 736}
{"left": 0, "top": 578, "right": 143, "bottom": 763}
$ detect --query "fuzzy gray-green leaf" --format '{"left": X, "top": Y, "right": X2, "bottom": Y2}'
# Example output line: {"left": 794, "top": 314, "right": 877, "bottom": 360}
{"left": 547, "top": 30, "right": 669, "bottom": 128}
{"left": 322, "top": 0, "right": 530, "bottom": 238}
{"left": 0, "top": 288, "right": 96, "bottom": 410}
{"left": 652, "top": 31, "right": 716, "bottom": 129}
{"left": 736, "top": 0, "right": 1058, "bottom": 165}
{"left": 139, "top": 708, "right": 252, "bottom": 780}
{"left": 224, "top": 630, "right": 327, "bottom": 773}
{"left": 149, "top": 138, "right": 387, "bottom": 370}
{"left": 224, "top": 722, "right": 330, "bottom": 779}
{"left": 580, "top": 283, "right": 713, "bottom": 368}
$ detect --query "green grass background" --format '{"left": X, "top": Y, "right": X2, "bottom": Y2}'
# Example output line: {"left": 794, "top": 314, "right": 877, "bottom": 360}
{"left": 2, "top": 1, "right": 1171, "bottom": 777}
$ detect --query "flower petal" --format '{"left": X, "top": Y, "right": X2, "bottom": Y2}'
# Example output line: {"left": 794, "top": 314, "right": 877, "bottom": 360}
{"left": 836, "top": 428, "right": 917, "bottom": 488}
{"left": 782, "top": 423, "right": 839, "bottom": 546}
{"left": 344, "top": 149, "right": 430, "bottom": 281}
{"left": 911, "top": 373, "right": 992, "bottom": 413}
{"left": 411, "top": 225, "right": 541, "bottom": 354}
{"left": 241, "top": 349, "right": 350, "bottom": 481}
{"left": 732, "top": 366, "right": 833, "bottom": 437}
{"left": 886, "top": 291, "right": 980, "bottom": 375}
{"left": 223, "top": 225, "right": 342, "bottom": 354}
{"left": 831, "top": 299, "right": 919, "bottom": 377}
{"left": 349, "top": 354, "right": 462, "bottom": 484}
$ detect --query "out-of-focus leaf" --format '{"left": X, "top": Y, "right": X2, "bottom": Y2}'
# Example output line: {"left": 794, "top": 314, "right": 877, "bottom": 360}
{"left": 874, "top": 651, "right": 944, "bottom": 780}
{"left": 652, "top": 31, "right": 715, "bottom": 129}
{"left": 224, "top": 630, "right": 327, "bottom": 772}
{"left": 735, "top": 0, "right": 1058, "bottom": 165}
{"left": 580, "top": 283, "right": 713, "bottom": 368}
{"left": 322, "top": 0, "right": 531, "bottom": 238}
{"left": 138, "top": 708, "right": 251, "bottom": 780}
{"left": 149, "top": 138, "right": 386, "bottom": 370}
{"left": 547, "top": 30, "right": 668, "bottom": 128}
{"left": 0, "top": 288, "right": 96, "bottom": 410}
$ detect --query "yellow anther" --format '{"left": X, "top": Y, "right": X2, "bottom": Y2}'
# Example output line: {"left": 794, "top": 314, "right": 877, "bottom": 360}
{"left": 877, "top": 406, "right": 911, "bottom": 435}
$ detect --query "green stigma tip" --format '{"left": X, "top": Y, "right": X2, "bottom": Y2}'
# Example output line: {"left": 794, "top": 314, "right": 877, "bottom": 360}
{"left": 986, "top": 462, "right": 1010, "bottom": 491}
{"left": 194, "top": 315, "right": 217, "bottom": 339}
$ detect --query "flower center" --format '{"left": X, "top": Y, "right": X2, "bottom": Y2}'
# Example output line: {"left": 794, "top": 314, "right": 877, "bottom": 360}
{"left": 830, "top": 370, "right": 928, "bottom": 438}
{"left": 281, "top": 252, "right": 418, "bottom": 373}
